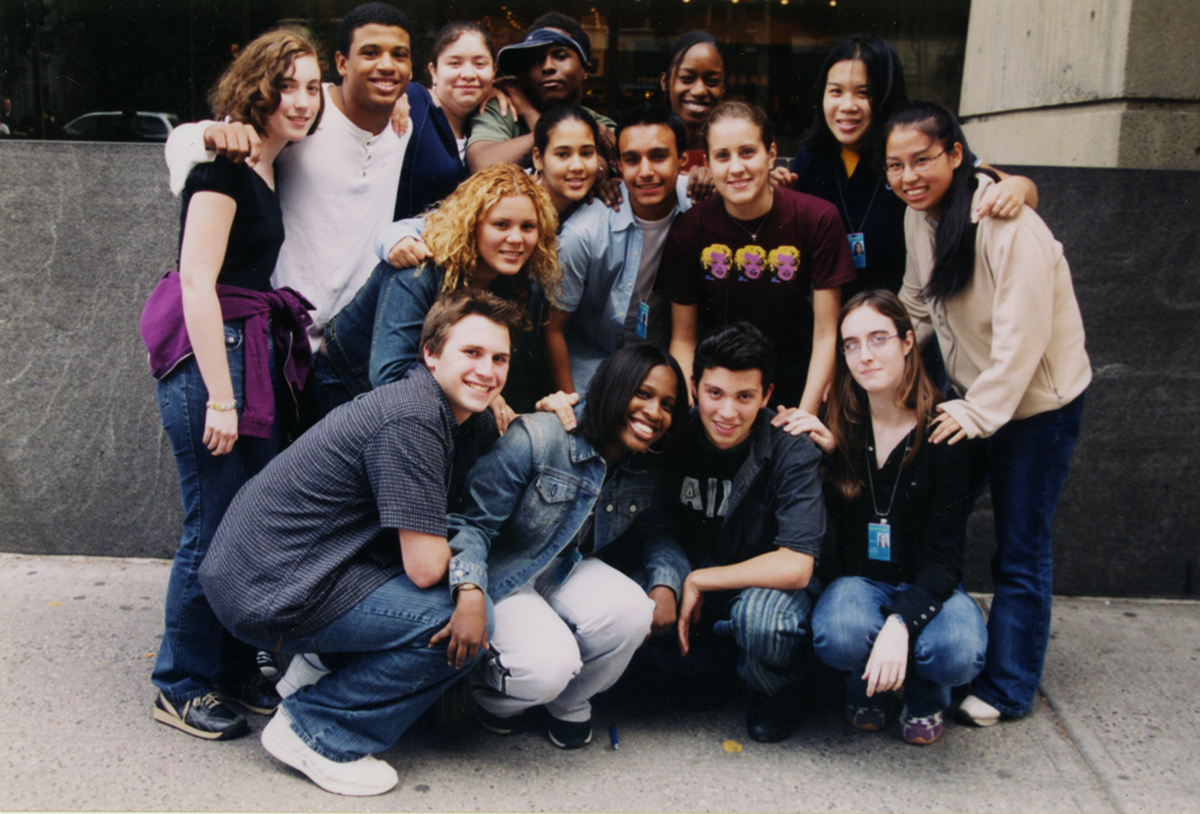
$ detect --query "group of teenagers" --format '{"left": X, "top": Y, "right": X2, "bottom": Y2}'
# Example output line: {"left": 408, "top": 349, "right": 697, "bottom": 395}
{"left": 138, "top": 0, "right": 1092, "bottom": 797}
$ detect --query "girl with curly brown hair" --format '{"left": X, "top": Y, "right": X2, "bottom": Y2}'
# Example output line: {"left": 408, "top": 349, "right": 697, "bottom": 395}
{"left": 139, "top": 28, "right": 324, "bottom": 741}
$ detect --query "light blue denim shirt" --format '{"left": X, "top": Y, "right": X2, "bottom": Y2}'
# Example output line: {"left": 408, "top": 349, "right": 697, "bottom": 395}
{"left": 557, "top": 178, "right": 692, "bottom": 395}
{"left": 447, "top": 412, "right": 689, "bottom": 603}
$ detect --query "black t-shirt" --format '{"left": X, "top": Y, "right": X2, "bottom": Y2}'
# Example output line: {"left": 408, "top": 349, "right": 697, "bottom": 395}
{"left": 179, "top": 155, "right": 284, "bottom": 292}
{"left": 668, "top": 433, "right": 752, "bottom": 565}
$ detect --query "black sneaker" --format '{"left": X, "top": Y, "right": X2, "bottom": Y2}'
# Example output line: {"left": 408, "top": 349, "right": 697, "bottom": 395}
{"left": 546, "top": 715, "right": 592, "bottom": 749}
{"left": 256, "top": 650, "right": 280, "bottom": 680}
{"left": 153, "top": 691, "right": 250, "bottom": 740}
{"left": 746, "top": 690, "right": 797, "bottom": 743}
{"left": 217, "top": 667, "right": 282, "bottom": 715}
{"left": 476, "top": 706, "right": 539, "bottom": 736}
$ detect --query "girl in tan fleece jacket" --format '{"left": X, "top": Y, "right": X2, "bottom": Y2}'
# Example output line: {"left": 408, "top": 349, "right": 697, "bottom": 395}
{"left": 886, "top": 101, "right": 1091, "bottom": 727}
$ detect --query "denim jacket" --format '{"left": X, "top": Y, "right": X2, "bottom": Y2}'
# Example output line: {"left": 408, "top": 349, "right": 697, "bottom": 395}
{"left": 447, "top": 412, "right": 689, "bottom": 602}
{"left": 322, "top": 259, "right": 445, "bottom": 396}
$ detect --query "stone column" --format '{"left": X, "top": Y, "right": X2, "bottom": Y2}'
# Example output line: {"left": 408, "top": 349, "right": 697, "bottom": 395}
{"left": 959, "top": 0, "right": 1200, "bottom": 169}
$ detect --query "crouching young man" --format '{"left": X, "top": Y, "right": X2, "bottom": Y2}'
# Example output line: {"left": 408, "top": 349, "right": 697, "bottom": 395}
{"left": 198, "top": 290, "right": 519, "bottom": 796}
{"left": 663, "top": 322, "right": 825, "bottom": 742}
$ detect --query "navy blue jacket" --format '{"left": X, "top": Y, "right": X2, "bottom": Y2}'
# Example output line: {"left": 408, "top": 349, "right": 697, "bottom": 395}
{"left": 394, "top": 83, "right": 470, "bottom": 221}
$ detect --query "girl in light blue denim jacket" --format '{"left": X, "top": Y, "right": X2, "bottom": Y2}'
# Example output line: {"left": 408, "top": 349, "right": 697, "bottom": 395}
{"left": 446, "top": 345, "right": 691, "bottom": 749}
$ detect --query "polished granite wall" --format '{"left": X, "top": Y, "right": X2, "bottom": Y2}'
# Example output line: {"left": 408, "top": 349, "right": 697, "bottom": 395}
{"left": 1, "top": 142, "right": 1196, "bottom": 597}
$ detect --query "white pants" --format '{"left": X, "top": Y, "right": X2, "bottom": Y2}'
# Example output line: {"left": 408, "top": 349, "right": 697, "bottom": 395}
{"left": 473, "top": 557, "right": 655, "bottom": 723}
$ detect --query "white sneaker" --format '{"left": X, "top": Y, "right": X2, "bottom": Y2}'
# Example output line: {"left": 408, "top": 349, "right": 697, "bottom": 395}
{"left": 261, "top": 710, "right": 398, "bottom": 796}
{"left": 957, "top": 694, "right": 1001, "bottom": 727}
{"left": 276, "top": 654, "right": 330, "bottom": 699}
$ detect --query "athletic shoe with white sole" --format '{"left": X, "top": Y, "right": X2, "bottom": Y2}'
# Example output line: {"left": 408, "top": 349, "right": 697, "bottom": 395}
{"left": 276, "top": 653, "right": 331, "bottom": 699}
{"left": 957, "top": 694, "right": 1001, "bottom": 727}
{"left": 153, "top": 691, "right": 250, "bottom": 740}
{"left": 261, "top": 710, "right": 398, "bottom": 796}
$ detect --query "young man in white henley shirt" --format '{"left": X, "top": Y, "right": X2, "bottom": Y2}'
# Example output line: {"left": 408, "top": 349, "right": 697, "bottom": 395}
{"left": 164, "top": 3, "right": 414, "bottom": 351}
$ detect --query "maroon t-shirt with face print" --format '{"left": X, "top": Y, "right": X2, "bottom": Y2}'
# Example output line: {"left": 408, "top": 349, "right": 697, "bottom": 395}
{"left": 655, "top": 187, "right": 856, "bottom": 405}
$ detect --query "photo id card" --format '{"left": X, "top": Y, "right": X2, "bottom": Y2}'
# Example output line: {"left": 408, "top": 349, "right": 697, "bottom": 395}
{"left": 637, "top": 300, "right": 650, "bottom": 339}
{"left": 868, "top": 521, "right": 892, "bottom": 562}
{"left": 848, "top": 233, "right": 867, "bottom": 269}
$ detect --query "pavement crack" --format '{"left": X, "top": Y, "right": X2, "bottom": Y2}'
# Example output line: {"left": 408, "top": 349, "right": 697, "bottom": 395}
{"left": 1038, "top": 688, "right": 1122, "bottom": 813}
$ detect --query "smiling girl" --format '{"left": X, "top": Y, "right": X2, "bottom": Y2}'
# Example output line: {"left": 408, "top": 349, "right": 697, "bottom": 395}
{"left": 139, "top": 29, "right": 324, "bottom": 741}
{"left": 788, "top": 291, "right": 987, "bottom": 746}
{"left": 318, "top": 164, "right": 560, "bottom": 419}
{"left": 447, "top": 344, "right": 690, "bottom": 750}
{"left": 396, "top": 21, "right": 496, "bottom": 220}
{"left": 887, "top": 102, "right": 1091, "bottom": 727}
{"left": 786, "top": 35, "right": 1038, "bottom": 296}
{"left": 660, "top": 31, "right": 727, "bottom": 199}
{"left": 656, "top": 101, "right": 856, "bottom": 413}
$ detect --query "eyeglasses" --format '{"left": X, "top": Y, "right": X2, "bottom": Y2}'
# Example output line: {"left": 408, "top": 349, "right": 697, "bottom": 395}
{"left": 884, "top": 150, "right": 946, "bottom": 177}
{"left": 841, "top": 334, "right": 899, "bottom": 356}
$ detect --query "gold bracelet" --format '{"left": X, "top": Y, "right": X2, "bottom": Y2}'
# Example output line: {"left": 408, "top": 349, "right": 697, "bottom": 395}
{"left": 206, "top": 400, "right": 237, "bottom": 412}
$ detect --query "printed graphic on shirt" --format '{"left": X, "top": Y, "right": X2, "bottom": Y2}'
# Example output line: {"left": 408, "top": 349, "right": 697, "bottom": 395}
{"left": 702, "top": 243, "right": 801, "bottom": 284}
{"left": 768, "top": 246, "right": 801, "bottom": 282}
{"left": 679, "top": 476, "right": 734, "bottom": 518}
{"left": 701, "top": 244, "right": 733, "bottom": 280}
{"left": 734, "top": 245, "right": 765, "bottom": 281}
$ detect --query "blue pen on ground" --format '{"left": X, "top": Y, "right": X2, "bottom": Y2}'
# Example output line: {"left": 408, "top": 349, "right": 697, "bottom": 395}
{"left": 609, "top": 724, "right": 620, "bottom": 750}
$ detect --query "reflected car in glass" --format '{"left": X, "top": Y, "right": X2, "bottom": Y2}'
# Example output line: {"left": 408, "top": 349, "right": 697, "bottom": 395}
{"left": 62, "top": 111, "right": 180, "bottom": 142}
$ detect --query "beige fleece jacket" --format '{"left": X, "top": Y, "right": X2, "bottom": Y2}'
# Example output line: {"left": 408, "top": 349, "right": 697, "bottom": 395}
{"left": 900, "top": 174, "right": 1092, "bottom": 438}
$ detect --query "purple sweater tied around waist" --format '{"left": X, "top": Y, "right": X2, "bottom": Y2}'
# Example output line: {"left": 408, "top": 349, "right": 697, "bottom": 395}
{"left": 139, "top": 271, "right": 314, "bottom": 439}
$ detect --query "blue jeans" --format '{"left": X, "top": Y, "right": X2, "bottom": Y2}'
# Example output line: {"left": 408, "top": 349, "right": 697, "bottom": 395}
{"left": 238, "top": 574, "right": 491, "bottom": 762}
{"left": 968, "top": 393, "right": 1085, "bottom": 717}
{"left": 152, "top": 322, "right": 282, "bottom": 702}
{"left": 638, "top": 579, "right": 821, "bottom": 697}
{"left": 812, "top": 577, "right": 987, "bottom": 717}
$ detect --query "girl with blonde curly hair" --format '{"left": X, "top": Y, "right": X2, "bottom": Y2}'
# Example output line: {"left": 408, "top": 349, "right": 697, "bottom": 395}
{"left": 138, "top": 28, "right": 323, "bottom": 741}
{"left": 318, "top": 163, "right": 560, "bottom": 421}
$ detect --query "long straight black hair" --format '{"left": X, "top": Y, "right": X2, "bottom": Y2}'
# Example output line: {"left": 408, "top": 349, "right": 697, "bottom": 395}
{"left": 884, "top": 101, "right": 997, "bottom": 304}
{"left": 801, "top": 34, "right": 907, "bottom": 168}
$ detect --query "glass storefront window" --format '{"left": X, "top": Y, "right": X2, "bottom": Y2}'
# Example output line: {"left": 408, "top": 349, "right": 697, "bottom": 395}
{"left": 1, "top": 0, "right": 968, "bottom": 155}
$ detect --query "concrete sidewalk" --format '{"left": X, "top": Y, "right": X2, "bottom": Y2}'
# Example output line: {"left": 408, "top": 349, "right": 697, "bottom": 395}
{"left": 2, "top": 552, "right": 1196, "bottom": 813}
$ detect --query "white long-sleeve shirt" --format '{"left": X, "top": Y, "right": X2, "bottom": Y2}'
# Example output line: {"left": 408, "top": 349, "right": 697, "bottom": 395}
{"left": 165, "top": 83, "right": 411, "bottom": 349}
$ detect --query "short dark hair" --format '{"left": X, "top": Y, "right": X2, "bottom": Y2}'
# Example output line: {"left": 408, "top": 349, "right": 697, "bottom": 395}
{"left": 577, "top": 345, "right": 688, "bottom": 454}
{"left": 615, "top": 103, "right": 687, "bottom": 158}
{"left": 662, "top": 31, "right": 728, "bottom": 86}
{"left": 527, "top": 12, "right": 591, "bottom": 63}
{"left": 420, "top": 288, "right": 522, "bottom": 360}
{"left": 693, "top": 322, "right": 775, "bottom": 393}
{"left": 336, "top": 2, "right": 412, "bottom": 57}
{"left": 533, "top": 104, "right": 600, "bottom": 155}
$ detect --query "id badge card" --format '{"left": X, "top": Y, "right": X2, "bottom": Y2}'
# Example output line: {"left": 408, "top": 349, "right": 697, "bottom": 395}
{"left": 848, "top": 233, "right": 867, "bottom": 268}
{"left": 868, "top": 521, "right": 892, "bottom": 562}
{"left": 636, "top": 300, "right": 650, "bottom": 339}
